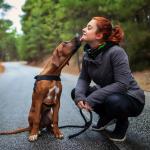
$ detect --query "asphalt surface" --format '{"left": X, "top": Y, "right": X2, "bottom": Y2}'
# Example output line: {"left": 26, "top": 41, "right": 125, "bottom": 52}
{"left": 0, "top": 62, "right": 150, "bottom": 150}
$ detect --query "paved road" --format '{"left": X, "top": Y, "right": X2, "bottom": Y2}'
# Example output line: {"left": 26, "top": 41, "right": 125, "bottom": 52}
{"left": 0, "top": 62, "right": 149, "bottom": 150}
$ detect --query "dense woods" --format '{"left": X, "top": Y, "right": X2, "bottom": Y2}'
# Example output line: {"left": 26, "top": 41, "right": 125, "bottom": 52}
{"left": 0, "top": 0, "right": 150, "bottom": 70}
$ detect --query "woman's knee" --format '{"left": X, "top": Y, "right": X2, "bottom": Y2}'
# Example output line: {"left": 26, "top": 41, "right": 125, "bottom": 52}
{"left": 105, "top": 94, "right": 122, "bottom": 106}
{"left": 105, "top": 94, "right": 129, "bottom": 112}
{"left": 105, "top": 94, "right": 131, "bottom": 118}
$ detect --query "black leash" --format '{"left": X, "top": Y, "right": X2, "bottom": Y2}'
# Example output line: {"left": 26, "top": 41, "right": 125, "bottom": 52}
{"left": 59, "top": 109, "right": 93, "bottom": 139}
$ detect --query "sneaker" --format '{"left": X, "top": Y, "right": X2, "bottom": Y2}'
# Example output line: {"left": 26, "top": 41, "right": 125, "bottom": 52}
{"left": 91, "top": 117, "right": 116, "bottom": 131}
{"left": 108, "top": 131, "right": 126, "bottom": 142}
{"left": 91, "top": 125, "right": 106, "bottom": 131}
{"left": 107, "top": 119, "right": 129, "bottom": 142}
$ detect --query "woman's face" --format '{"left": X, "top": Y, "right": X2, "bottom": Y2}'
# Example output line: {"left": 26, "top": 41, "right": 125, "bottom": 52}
{"left": 81, "top": 19, "right": 101, "bottom": 43}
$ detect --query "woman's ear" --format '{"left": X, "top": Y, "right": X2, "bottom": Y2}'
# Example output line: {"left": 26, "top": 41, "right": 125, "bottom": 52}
{"left": 96, "top": 33, "right": 103, "bottom": 40}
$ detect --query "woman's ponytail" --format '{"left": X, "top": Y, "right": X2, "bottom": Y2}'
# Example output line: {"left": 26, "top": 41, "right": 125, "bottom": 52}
{"left": 108, "top": 25, "right": 124, "bottom": 43}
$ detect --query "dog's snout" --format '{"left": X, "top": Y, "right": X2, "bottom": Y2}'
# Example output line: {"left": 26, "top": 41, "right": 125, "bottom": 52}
{"left": 75, "top": 33, "right": 80, "bottom": 42}
{"left": 71, "top": 36, "right": 81, "bottom": 53}
{"left": 71, "top": 34, "right": 81, "bottom": 46}
{"left": 62, "top": 35, "right": 81, "bottom": 53}
{"left": 75, "top": 35, "right": 81, "bottom": 47}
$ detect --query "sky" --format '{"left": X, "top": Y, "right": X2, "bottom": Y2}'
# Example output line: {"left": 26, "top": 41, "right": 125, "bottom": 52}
{"left": 3, "top": 0, "right": 26, "bottom": 34}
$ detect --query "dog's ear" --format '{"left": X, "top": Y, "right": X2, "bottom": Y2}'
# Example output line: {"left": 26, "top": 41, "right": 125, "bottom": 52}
{"left": 52, "top": 48, "right": 60, "bottom": 67}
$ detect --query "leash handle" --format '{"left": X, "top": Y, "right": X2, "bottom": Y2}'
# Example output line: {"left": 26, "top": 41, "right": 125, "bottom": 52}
{"left": 68, "top": 109, "right": 92, "bottom": 139}
{"left": 59, "top": 108, "right": 93, "bottom": 139}
{"left": 79, "top": 108, "right": 92, "bottom": 125}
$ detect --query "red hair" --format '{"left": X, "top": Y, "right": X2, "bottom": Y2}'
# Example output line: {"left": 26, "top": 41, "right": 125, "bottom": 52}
{"left": 93, "top": 17, "right": 124, "bottom": 43}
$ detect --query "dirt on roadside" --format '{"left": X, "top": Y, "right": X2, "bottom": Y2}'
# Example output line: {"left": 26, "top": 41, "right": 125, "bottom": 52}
{"left": 133, "top": 70, "right": 150, "bottom": 92}
{"left": 0, "top": 63, "right": 5, "bottom": 73}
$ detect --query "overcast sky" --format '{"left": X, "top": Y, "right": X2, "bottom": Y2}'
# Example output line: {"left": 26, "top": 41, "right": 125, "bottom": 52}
{"left": 4, "top": 0, "right": 26, "bottom": 34}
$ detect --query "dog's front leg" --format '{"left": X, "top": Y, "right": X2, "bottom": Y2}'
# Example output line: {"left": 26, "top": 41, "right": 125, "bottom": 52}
{"left": 51, "top": 100, "right": 64, "bottom": 139}
{"left": 29, "top": 94, "right": 43, "bottom": 142}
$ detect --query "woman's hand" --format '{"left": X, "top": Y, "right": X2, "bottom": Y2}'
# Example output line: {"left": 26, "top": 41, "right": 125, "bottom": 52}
{"left": 77, "top": 101, "right": 86, "bottom": 109}
{"left": 77, "top": 101, "right": 92, "bottom": 111}
{"left": 84, "top": 102, "right": 93, "bottom": 111}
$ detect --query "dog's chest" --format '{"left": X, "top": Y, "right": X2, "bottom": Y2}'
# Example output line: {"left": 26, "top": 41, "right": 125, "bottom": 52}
{"left": 43, "top": 85, "right": 60, "bottom": 105}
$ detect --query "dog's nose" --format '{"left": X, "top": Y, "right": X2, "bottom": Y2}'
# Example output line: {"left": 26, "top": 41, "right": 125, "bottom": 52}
{"left": 70, "top": 34, "right": 81, "bottom": 53}
{"left": 63, "top": 41, "right": 70, "bottom": 44}
{"left": 73, "top": 33, "right": 81, "bottom": 45}
{"left": 75, "top": 33, "right": 80, "bottom": 39}
{"left": 75, "top": 33, "right": 81, "bottom": 41}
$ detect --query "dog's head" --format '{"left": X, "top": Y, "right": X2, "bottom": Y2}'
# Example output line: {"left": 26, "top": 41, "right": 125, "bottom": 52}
{"left": 52, "top": 36, "right": 81, "bottom": 67}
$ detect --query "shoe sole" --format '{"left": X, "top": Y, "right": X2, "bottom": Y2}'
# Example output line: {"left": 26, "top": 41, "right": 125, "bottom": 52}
{"left": 91, "top": 119, "right": 117, "bottom": 131}
{"left": 91, "top": 126, "right": 106, "bottom": 131}
{"left": 109, "top": 135, "right": 126, "bottom": 142}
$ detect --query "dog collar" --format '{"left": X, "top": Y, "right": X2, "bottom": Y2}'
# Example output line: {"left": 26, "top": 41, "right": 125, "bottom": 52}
{"left": 34, "top": 75, "right": 61, "bottom": 81}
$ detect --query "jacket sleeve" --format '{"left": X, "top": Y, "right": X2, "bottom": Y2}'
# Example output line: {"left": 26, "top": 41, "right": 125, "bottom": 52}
{"left": 86, "top": 48, "right": 131, "bottom": 107}
{"left": 74, "top": 57, "right": 91, "bottom": 104}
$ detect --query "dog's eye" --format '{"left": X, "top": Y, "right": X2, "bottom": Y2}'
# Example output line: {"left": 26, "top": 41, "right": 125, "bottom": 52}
{"left": 63, "top": 41, "right": 70, "bottom": 44}
{"left": 62, "top": 41, "right": 68, "bottom": 47}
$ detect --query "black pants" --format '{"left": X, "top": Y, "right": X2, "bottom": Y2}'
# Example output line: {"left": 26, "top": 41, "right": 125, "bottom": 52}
{"left": 71, "top": 87, "right": 144, "bottom": 121}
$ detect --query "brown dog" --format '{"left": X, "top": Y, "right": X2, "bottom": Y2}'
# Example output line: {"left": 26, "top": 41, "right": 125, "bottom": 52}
{"left": 0, "top": 36, "right": 81, "bottom": 141}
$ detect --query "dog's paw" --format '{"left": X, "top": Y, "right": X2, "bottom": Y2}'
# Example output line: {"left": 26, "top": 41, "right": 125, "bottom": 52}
{"left": 53, "top": 129, "right": 64, "bottom": 139}
{"left": 28, "top": 134, "right": 38, "bottom": 142}
{"left": 38, "top": 131, "right": 41, "bottom": 136}
{"left": 55, "top": 132, "right": 64, "bottom": 139}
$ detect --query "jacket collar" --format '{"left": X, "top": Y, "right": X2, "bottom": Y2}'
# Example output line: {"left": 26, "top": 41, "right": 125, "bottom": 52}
{"left": 84, "top": 41, "right": 118, "bottom": 59}
{"left": 83, "top": 41, "right": 119, "bottom": 65}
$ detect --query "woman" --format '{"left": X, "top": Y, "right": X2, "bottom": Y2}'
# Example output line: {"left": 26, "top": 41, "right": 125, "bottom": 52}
{"left": 71, "top": 16, "right": 145, "bottom": 142}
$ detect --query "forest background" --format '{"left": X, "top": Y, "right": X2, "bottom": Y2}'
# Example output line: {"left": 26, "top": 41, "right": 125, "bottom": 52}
{"left": 0, "top": 0, "right": 150, "bottom": 90}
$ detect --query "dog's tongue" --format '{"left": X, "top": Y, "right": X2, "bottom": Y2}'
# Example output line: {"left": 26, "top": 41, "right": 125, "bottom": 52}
{"left": 80, "top": 36, "right": 84, "bottom": 41}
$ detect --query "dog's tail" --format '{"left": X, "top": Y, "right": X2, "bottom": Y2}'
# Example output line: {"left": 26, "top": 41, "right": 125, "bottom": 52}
{"left": 0, "top": 127, "right": 30, "bottom": 135}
